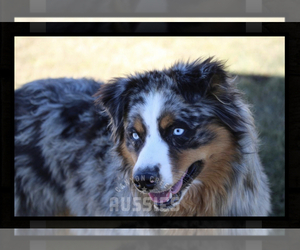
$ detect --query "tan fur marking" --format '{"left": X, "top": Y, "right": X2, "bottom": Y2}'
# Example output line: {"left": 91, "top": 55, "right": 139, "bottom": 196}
{"left": 177, "top": 125, "right": 236, "bottom": 170}
{"left": 167, "top": 125, "right": 239, "bottom": 216}
{"left": 120, "top": 142, "right": 137, "bottom": 166}
{"left": 133, "top": 118, "right": 144, "bottom": 135}
{"left": 119, "top": 118, "right": 141, "bottom": 170}
{"left": 159, "top": 114, "right": 174, "bottom": 130}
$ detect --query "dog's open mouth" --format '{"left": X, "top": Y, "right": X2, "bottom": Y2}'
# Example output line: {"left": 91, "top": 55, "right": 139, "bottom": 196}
{"left": 148, "top": 160, "right": 204, "bottom": 209}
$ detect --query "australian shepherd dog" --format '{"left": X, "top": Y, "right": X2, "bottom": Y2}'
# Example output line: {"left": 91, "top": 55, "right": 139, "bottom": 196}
{"left": 14, "top": 58, "right": 271, "bottom": 216}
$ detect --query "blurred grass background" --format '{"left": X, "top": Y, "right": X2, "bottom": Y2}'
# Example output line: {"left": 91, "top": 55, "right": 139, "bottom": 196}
{"left": 238, "top": 76, "right": 285, "bottom": 216}
{"left": 15, "top": 37, "right": 285, "bottom": 216}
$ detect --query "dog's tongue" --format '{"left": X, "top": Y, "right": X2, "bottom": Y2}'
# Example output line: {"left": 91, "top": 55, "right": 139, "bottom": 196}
{"left": 149, "top": 173, "right": 185, "bottom": 203}
{"left": 171, "top": 176, "right": 184, "bottom": 194}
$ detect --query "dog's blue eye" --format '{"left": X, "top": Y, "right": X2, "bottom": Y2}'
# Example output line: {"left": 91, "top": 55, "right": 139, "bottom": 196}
{"left": 132, "top": 132, "right": 140, "bottom": 140}
{"left": 173, "top": 128, "right": 184, "bottom": 136}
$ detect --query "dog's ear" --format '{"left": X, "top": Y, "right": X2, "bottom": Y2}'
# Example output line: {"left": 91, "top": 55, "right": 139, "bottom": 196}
{"left": 169, "top": 57, "right": 229, "bottom": 103}
{"left": 94, "top": 78, "right": 130, "bottom": 142}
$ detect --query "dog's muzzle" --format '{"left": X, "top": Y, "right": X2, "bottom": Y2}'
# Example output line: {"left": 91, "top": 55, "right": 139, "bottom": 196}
{"left": 133, "top": 161, "right": 204, "bottom": 210}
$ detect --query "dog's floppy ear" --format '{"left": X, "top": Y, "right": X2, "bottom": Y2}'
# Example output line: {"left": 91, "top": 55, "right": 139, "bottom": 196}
{"left": 169, "top": 57, "right": 229, "bottom": 103}
{"left": 94, "top": 78, "right": 130, "bottom": 142}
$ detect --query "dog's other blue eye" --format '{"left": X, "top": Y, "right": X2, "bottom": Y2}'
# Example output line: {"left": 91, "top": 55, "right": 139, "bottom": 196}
{"left": 173, "top": 128, "right": 185, "bottom": 136}
{"left": 132, "top": 132, "right": 140, "bottom": 140}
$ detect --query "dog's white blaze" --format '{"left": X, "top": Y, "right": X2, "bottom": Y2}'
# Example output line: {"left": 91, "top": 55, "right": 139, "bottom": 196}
{"left": 133, "top": 92, "right": 173, "bottom": 187}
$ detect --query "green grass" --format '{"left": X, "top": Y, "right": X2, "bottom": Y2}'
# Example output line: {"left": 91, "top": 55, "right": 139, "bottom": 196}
{"left": 237, "top": 75, "right": 285, "bottom": 216}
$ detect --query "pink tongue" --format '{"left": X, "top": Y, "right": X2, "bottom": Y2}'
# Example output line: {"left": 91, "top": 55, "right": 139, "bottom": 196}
{"left": 171, "top": 176, "right": 184, "bottom": 194}
{"left": 149, "top": 172, "right": 186, "bottom": 203}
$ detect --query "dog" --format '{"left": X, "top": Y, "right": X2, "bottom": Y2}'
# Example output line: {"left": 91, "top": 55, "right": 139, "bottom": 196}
{"left": 14, "top": 58, "right": 271, "bottom": 216}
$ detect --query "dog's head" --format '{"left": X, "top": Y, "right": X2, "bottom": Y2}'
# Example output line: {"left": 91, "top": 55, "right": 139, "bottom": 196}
{"left": 95, "top": 58, "right": 246, "bottom": 211}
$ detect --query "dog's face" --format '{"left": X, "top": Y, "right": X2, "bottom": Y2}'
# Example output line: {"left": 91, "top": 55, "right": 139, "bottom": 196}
{"left": 95, "top": 58, "right": 245, "bottom": 210}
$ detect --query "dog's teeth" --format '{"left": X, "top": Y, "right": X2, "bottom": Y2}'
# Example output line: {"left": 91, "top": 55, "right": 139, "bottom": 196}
{"left": 169, "top": 192, "right": 172, "bottom": 200}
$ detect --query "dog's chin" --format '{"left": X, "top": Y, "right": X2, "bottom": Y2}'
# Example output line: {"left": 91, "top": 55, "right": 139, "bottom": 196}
{"left": 147, "top": 160, "right": 204, "bottom": 211}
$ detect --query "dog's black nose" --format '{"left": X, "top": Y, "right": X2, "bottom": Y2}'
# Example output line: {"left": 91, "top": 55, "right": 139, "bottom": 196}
{"left": 133, "top": 167, "right": 160, "bottom": 191}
